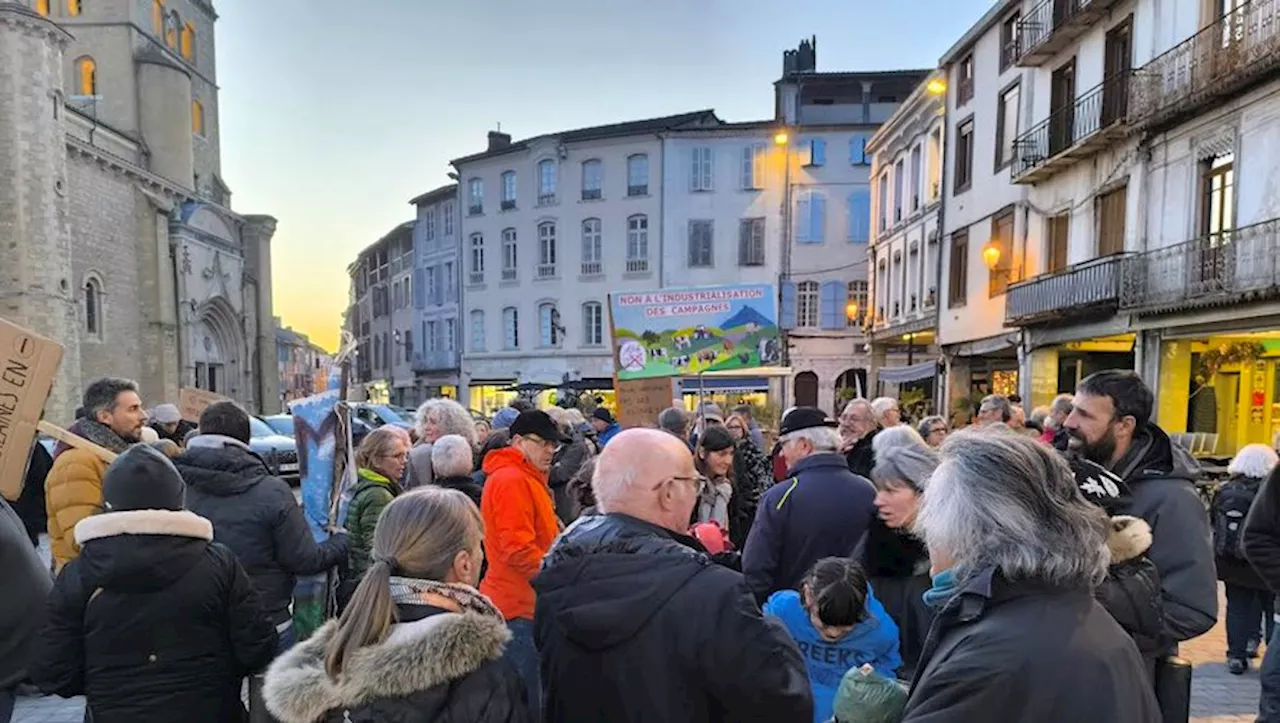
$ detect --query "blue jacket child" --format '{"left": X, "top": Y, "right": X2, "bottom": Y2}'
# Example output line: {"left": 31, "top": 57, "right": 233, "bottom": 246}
{"left": 764, "top": 558, "right": 901, "bottom": 723}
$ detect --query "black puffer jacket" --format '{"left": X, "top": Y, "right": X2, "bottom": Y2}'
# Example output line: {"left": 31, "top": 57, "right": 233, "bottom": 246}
{"left": 263, "top": 603, "right": 528, "bottom": 723}
{"left": 177, "top": 436, "right": 348, "bottom": 624}
{"left": 30, "top": 508, "right": 277, "bottom": 723}
{"left": 1095, "top": 516, "right": 1165, "bottom": 659}
{"left": 533, "top": 513, "right": 813, "bottom": 723}
{"left": 859, "top": 520, "right": 932, "bottom": 679}
{"left": 548, "top": 434, "right": 594, "bottom": 524}
{"left": 728, "top": 439, "right": 770, "bottom": 550}
{"left": 0, "top": 497, "right": 51, "bottom": 691}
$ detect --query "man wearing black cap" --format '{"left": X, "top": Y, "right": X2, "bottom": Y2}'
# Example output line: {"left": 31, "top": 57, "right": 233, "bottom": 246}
{"left": 479, "top": 410, "right": 570, "bottom": 719}
{"left": 742, "top": 407, "right": 877, "bottom": 605}
{"left": 591, "top": 407, "right": 621, "bottom": 448}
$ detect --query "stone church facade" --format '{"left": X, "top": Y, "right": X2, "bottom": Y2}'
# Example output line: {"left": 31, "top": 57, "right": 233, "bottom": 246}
{"left": 0, "top": 0, "right": 277, "bottom": 423}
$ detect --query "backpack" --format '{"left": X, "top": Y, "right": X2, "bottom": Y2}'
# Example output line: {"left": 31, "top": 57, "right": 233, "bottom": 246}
{"left": 1212, "top": 477, "right": 1259, "bottom": 560}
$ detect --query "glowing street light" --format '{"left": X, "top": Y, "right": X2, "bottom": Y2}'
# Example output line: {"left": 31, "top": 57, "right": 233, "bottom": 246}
{"left": 926, "top": 78, "right": 947, "bottom": 95}
{"left": 982, "top": 242, "right": 1002, "bottom": 269}
{"left": 774, "top": 131, "right": 789, "bottom": 146}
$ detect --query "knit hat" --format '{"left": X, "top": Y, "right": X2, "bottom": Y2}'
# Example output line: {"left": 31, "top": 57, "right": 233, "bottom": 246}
{"left": 102, "top": 444, "right": 187, "bottom": 512}
{"left": 151, "top": 403, "right": 182, "bottom": 424}
{"left": 491, "top": 407, "right": 519, "bottom": 430}
{"left": 697, "top": 425, "right": 735, "bottom": 452}
{"left": 592, "top": 407, "right": 616, "bottom": 425}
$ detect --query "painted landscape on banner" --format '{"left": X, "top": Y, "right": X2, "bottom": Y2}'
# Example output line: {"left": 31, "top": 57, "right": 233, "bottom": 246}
{"left": 609, "top": 284, "right": 780, "bottom": 380}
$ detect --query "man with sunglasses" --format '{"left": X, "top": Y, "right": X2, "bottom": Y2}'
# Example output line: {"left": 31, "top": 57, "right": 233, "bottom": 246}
{"left": 480, "top": 409, "right": 570, "bottom": 720}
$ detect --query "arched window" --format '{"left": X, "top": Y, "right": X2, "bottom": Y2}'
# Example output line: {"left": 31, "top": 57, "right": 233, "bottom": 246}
{"left": 83, "top": 277, "right": 102, "bottom": 336}
{"left": 581, "top": 159, "right": 602, "bottom": 200}
{"left": 538, "top": 302, "right": 560, "bottom": 347}
{"left": 470, "top": 310, "right": 486, "bottom": 351}
{"left": 75, "top": 56, "right": 97, "bottom": 96}
{"left": 152, "top": 0, "right": 164, "bottom": 35}
{"left": 180, "top": 22, "right": 196, "bottom": 60}
{"left": 537, "top": 159, "right": 556, "bottom": 205}
{"left": 582, "top": 302, "right": 603, "bottom": 346}
{"left": 165, "top": 10, "right": 180, "bottom": 49}
{"left": 581, "top": 218, "right": 602, "bottom": 274}
{"left": 67, "top": 0, "right": 81, "bottom": 16}
{"left": 797, "top": 280, "right": 819, "bottom": 327}
{"left": 537, "top": 221, "right": 557, "bottom": 278}
{"left": 191, "top": 99, "right": 204, "bottom": 136}
{"left": 35, "top": 0, "right": 50, "bottom": 16}
{"left": 627, "top": 214, "right": 648, "bottom": 271}
{"left": 502, "top": 307, "right": 519, "bottom": 350}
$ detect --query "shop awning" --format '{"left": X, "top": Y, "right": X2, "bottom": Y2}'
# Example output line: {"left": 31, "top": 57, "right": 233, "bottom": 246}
{"left": 680, "top": 376, "right": 771, "bottom": 393}
{"left": 877, "top": 361, "right": 939, "bottom": 384}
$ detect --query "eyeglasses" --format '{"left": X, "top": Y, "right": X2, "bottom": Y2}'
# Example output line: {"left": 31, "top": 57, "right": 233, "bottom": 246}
{"left": 653, "top": 474, "right": 707, "bottom": 492}
{"left": 523, "top": 435, "right": 562, "bottom": 452}
{"left": 926, "top": 427, "right": 947, "bottom": 436}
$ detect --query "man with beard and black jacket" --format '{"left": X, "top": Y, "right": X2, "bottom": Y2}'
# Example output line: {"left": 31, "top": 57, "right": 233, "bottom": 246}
{"left": 1063, "top": 369, "right": 1218, "bottom": 647}
{"left": 533, "top": 428, "right": 812, "bottom": 723}
{"left": 177, "top": 401, "right": 348, "bottom": 652}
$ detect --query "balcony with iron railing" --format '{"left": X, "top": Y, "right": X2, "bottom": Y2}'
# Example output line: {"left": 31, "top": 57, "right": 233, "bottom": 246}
{"left": 411, "top": 349, "right": 458, "bottom": 373}
{"left": 1120, "top": 218, "right": 1280, "bottom": 313}
{"left": 1005, "top": 254, "right": 1127, "bottom": 325}
{"left": 468, "top": 271, "right": 484, "bottom": 285}
{"left": 1011, "top": 73, "right": 1130, "bottom": 184}
{"left": 1016, "top": 0, "right": 1127, "bottom": 66}
{"left": 1129, "top": 0, "right": 1280, "bottom": 132}
{"left": 625, "top": 258, "right": 649, "bottom": 274}
{"left": 580, "top": 261, "right": 603, "bottom": 276}
{"left": 536, "top": 263, "right": 558, "bottom": 279}
{"left": 870, "top": 286, "right": 939, "bottom": 342}
{"left": 501, "top": 267, "right": 517, "bottom": 282}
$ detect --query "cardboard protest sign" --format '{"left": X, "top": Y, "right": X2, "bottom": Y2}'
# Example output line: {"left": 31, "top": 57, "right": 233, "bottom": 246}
{"left": 178, "top": 387, "right": 228, "bottom": 423}
{"left": 0, "top": 318, "right": 64, "bottom": 501}
{"left": 615, "top": 377, "right": 676, "bottom": 429}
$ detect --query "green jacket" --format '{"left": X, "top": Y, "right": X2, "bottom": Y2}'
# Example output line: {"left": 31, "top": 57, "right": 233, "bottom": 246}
{"left": 346, "top": 469, "right": 400, "bottom": 581}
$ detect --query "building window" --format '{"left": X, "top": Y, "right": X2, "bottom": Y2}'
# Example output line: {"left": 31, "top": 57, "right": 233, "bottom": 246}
{"left": 690, "top": 147, "right": 714, "bottom": 192}
{"left": 909, "top": 146, "right": 922, "bottom": 212}
{"left": 954, "top": 118, "right": 975, "bottom": 193}
{"left": 877, "top": 171, "right": 889, "bottom": 234}
{"left": 1098, "top": 184, "right": 1129, "bottom": 257}
{"left": 805, "top": 138, "right": 827, "bottom": 167}
{"left": 1000, "top": 11, "right": 1020, "bottom": 71}
{"left": 75, "top": 56, "right": 97, "bottom": 96}
{"left": 741, "top": 144, "right": 766, "bottom": 190}
{"left": 165, "top": 10, "right": 179, "bottom": 49}
{"left": 426, "top": 321, "right": 438, "bottom": 352}
{"left": 848, "top": 280, "right": 868, "bottom": 327}
{"left": 688, "top": 220, "right": 714, "bottom": 268}
{"left": 470, "top": 310, "right": 485, "bottom": 351}
{"left": 538, "top": 303, "right": 561, "bottom": 347}
{"left": 424, "top": 208, "right": 437, "bottom": 243}
{"left": 1201, "top": 153, "right": 1235, "bottom": 242}
{"left": 627, "top": 154, "right": 649, "bottom": 196}
{"left": 989, "top": 209, "right": 1016, "bottom": 297}
{"left": 583, "top": 302, "right": 603, "bottom": 346}
{"left": 84, "top": 277, "right": 102, "bottom": 336}
{"left": 797, "top": 281, "right": 819, "bottom": 328}
{"left": 67, "top": 0, "right": 80, "bottom": 17}
{"left": 949, "top": 229, "right": 969, "bottom": 308}
{"left": 442, "top": 202, "right": 454, "bottom": 236}
{"left": 627, "top": 214, "right": 649, "bottom": 271}
{"left": 501, "top": 228, "right": 518, "bottom": 281}
{"left": 995, "top": 81, "right": 1021, "bottom": 170}
{"left": 445, "top": 319, "right": 455, "bottom": 353}
{"left": 847, "top": 187, "right": 871, "bottom": 243}
{"left": 469, "top": 233, "right": 484, "bottom": 283}
{"left": 191, "top": 100, "right": 204, "bottom": 136}
{"left": 181, "top": 22, "right": 196, "bottom": 60}
{"left": 502, "top": 307, "right": 519, "bottom": 349}
{"left": 444, "top": 262, "right": 453, "bottom": 302}
{"left": 957, "top": 53, "right": 975, "bottom": 105}
{"left": 927, "top": 127, "right": 943, "bottom": 202}
{"left": 849, "top": 134, "right": 870, "bottom": 165}
{"left": 537, "top": 221, "right": 557, "bottom": 278}
{"left": 581, "top": 218, "right": 602, "bottom": 274}
{"left": 1047, "top": 213, "right": 1070, "bottom": 273}
{"left": 581, "top": 159, "right": 603, "bottom": 200}
{"left": 468, "top": 178, "right": 483, "bottom": 215}
{"left": 893, "top": 159, "right": 905, "bottom": 223}
{"left": 36, "top": 0, "right": 50, "bottom": 15}
{"left": 795, "top": 190, "right": 827, "bottom": 244}
{"left": 404, "top": 329, "right": 413, "bottom": 361}
{"left": 739, "top": 218, "right": 765, "bottom": 266}
{"left": 152, "top": 0, "right": 164, "bottom": 34}
{"left": 537, "top": 159, "right": 556, "bottom": 205}
{"left": 500, "top": 171, "right": 516, "bottom": 210}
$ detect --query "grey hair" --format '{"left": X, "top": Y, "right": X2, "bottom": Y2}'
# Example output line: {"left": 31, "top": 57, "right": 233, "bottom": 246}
{"left": 979, "top": 394, "right": 1013, "bottom": 422}
{"left": 782, "top": 425, "right": 842, "bottom": 452}
{"left": 416, "top": 399, "right": 477, "bottom": 446}
{"left": 871, "top": 397, "right": 899, "bottom": 420}
{"left": 873, "top": 424, "right": 926, "bottom": 455}
{"left": 657, "top": 407, "right": 688, "bottom": 434}
{"left": 1229, "top": 443, "right": 1279, "bottom": 480}
{"left": 871, "top": 438, "right": 938, "bottom": 492}
{"left": 1050, "top": 393, "right": 1074, "bottom": 418}
{"left": 842, "top": 398, "right": 873, "bottom": 418}
{"left": 430, "top": 434, "right": 474, "bottom": 478}
{"left": 915, "top": 428, "right": 1110, "bottom": 589}
{"left": 917, "top": 415, "right": 947, "bottom": 438}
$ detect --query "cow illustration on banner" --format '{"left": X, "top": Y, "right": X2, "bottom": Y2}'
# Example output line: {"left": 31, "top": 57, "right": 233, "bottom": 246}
{"left": 608, "top": 284, "right": 780, "bottom": 381}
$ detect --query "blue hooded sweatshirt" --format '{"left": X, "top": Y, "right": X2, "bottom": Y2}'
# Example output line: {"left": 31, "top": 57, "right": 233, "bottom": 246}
{"left": 764, "top": 587, "right": 901, "bottom": 723}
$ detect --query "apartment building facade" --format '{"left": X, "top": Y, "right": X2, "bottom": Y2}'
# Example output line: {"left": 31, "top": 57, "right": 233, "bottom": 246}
{"left": 347, "top": 221, "right": 416, "bottom": 406}
{"left": 409, "top": 183, "right": 462, "bottom": 400}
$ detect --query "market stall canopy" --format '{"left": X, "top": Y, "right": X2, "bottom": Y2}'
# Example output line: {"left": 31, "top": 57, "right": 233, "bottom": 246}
{"left": 877, "top": 361, "right": 939, "bottom": 385}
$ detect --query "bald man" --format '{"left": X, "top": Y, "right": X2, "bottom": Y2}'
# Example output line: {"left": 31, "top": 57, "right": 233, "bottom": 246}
{"left": 533, "top": 429, "right": 812, "bottom": 723}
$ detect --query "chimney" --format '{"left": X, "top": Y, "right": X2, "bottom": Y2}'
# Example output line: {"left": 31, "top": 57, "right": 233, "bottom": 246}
{"left": 487, "top": 131, "right": 512, "bottom": 151}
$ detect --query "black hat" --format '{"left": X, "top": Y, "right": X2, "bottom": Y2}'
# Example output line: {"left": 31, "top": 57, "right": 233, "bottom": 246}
{"left": 778, "top": 406, "right": 838, "bottom": 437}
{"left": 698, "top": 425, "right": 735, "bottom": 452}
{"left": 102, "top": 444, "right": 187, "bottom": 512}
{"left": 510, "top": 410, "right": 572, "bottom": 444}
{"left": 592, "top": 407, "right": 616, "bottom": 425}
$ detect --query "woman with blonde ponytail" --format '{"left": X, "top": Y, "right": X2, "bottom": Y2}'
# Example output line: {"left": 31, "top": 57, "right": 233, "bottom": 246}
{"left": 262, "top": 488, "right": 529, "bottom": 722}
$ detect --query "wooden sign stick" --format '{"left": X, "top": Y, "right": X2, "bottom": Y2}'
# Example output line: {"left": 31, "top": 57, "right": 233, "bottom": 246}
{"left": 36, "top": 420, "right": 119, "bottom": 464}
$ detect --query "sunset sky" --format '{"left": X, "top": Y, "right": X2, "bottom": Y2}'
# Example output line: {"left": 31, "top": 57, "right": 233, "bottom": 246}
{"left": 215, "top": 0, "right": 993, "bottom": 352}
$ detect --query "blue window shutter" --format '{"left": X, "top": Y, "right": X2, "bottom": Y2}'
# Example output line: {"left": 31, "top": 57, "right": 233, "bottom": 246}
{"left": 812, "top": 192, "right": 827, "bottom": 242}
{"left": 820, "top": 280, "right": 839, "bottom": 329}
{"left": 834, "top": 280, "right": 850, "bottom": 328}
{"left": 780, "top": 282, "right": 798, "bottom": 330}
{"left": 813, "top": 138, "right": 827, "bottom": 166}
{"left": 413, "top": 267, "right": 426, "bottom": 309}
{"left": 796, "top": 194, "right": 812, "bottom": 243}
{"left": 848, "top": 188, "right": 870, "bottom": 243}
{"left": 849, "top": 137, "right": 860, "bottom": 165}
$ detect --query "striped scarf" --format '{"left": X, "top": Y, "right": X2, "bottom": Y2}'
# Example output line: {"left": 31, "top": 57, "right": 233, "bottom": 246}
{"left": 387, "top": 577, "right": 502, "bottom": 620}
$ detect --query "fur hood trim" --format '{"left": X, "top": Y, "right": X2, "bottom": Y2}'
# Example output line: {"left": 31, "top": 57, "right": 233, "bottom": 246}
{"left": 75, "top": 509, "right": 213, "bottom": 545}
{"left": 263, "top": 611, "right": 511, "bottom": 722}
{"left": 1107, "top": 515, "right": 1152, "bottom": 564}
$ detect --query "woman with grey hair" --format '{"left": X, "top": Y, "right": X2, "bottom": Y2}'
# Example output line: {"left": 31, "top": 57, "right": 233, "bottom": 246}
{"left": 407, "top": 399, "right": 477, "bottom": 490}
{"left": 902, "top": 429, "right": 1160, "bottom": 721}
{"left": 916, "top": 415, "right": 948, "bottom": 448}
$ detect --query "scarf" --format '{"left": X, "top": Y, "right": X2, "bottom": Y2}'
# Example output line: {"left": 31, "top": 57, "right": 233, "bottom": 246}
{"left": 922, "top": 567, "right": 960, "bottom": 610}
{"left": 698, "top": 476, "right": 733, "bottom": 530}
{"left": 56, "top": 418, "right": 132, "bottom": 458}
{"left": 388, "top": 577, "right": 503, "bottom": 620}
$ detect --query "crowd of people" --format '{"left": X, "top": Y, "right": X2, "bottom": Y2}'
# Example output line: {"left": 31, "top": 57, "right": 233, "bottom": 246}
{"left": 4, "top": 368, "right": 1280, "bottom": 721}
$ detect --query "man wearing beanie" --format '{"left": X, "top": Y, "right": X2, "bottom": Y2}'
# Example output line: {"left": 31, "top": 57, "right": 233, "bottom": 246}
{"left": 31, "top": 445, "right": 276, "bottom": 723}
{"left": 591, "top": 406, "right": 621, "bottom": 448}
{"left": 178, "top": 401, "right": 348, "bottom": 652}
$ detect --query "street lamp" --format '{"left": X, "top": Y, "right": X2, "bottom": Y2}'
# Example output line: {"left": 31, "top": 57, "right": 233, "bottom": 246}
{"left": 845, "top": 300, "right": 860, "bottom": 326}
{"left": 774, "top": 131, "right": 789, "bottom": 146}
{"left": 982, "top": 241, "right": 1002, "bottom": 269}
{"left": 926, "top": 78, "right": 947, "bottom": 96}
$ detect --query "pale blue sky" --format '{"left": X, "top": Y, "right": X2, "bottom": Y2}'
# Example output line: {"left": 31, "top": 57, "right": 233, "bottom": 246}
{"left": 215, "top": 0, "right": 994, "bottom": 349}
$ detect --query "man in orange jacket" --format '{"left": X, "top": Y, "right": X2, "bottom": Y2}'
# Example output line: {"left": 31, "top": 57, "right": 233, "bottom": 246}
{"left": 480, "top": 409, "right": 568, "bottom": 721}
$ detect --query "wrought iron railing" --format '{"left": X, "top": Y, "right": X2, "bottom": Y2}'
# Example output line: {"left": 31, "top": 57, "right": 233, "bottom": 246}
{"left": 1006, "top": 254, "right": 1126, "bottom": 323}
{"left": 536, "top": 263, "right": 557, "bottom": 279}
{"left": 1120, "top": 218, "right": 1280, "bottom": 311}
{"left": 501, "top": 267, "right": 517, "bottom": 281}
{"left": 411, "top": 350, "right": 457, "bottom": 373}
{"left": 1011, "top": 72, "right": 1129, "bottom": 178}
{"left": 1130, "top": 0, "right": 1280, "bottom": 128}
{"left": 581, "top": 261, "right": 603, "bottom": 276}
{"left": 1017, "top": 0, "right": 1116, "bottom": 59}
{"left": 468, "top": 271, "right": 484, "bottom": 285}
{"left": 625, "top": 258, "right": 649, "bottom": 273}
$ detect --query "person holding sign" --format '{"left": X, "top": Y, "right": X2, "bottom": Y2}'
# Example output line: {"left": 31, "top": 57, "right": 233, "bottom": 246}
{"left": 45, "top": 377, "right": 148, "bottom": 572}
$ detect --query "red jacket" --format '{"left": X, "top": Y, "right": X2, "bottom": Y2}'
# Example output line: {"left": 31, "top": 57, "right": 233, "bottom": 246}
{"left": 479, "top": 447, "right": 561, "bottom": 621}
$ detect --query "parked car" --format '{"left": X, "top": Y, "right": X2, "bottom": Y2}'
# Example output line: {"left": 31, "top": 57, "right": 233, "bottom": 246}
{"left": 262, "top": 414, "right": 296, "bottom": 438}
{"left": 351, "top": 403, "right": 414, "bottom": 433}
{"left": 250, "top": 415, "right": 300, "bottom": 483}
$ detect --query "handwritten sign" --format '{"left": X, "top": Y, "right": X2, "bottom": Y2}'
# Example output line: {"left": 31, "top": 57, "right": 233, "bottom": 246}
{"left": 615, "top": 377, "right": 676, "bottom": 429}
{"left": 0, "top": 318, "right": 64, "bottom": 501}
{"left": 178, "top": 387, "right": 228, "bottom": 424}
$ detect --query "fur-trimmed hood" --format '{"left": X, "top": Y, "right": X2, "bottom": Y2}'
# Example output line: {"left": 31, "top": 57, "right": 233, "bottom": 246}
{"left": 73, "top": 510, "right": 216, "bottom": 593}
{"left": 75, "top": 509, "right": 212, "bottom": 545}
{"left": 263, "top": 609, "right": 511, "bottom": 723}
{"left": 1107, "top": 515, "right": 1153, "bottom": 564}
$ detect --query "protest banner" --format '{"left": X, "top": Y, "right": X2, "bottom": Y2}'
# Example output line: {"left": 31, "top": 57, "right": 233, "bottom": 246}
{"left": 0, "top": 318, "right": 63, "bottom": 501}
{"left": 608, "top": 284, "right": 780, "bottom": 381}
{"left": 615, "top": 377, "right": 676, "bottom": 429}
{"left": 178, "top": 387, "right": 227, "bottom": 423}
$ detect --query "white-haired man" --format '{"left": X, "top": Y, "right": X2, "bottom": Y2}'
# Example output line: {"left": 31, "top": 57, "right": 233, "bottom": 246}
{"left": 871, "top": 397, "right": 901, "bottom": 427}
{"left": 429, "top": 434, "right": 484, "bottom": 507}
{"left": 533, "top": 429, "right": 813, "bottom": 722}
{"left": 743, "top": 407, "right": 877, "bottom": 605}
